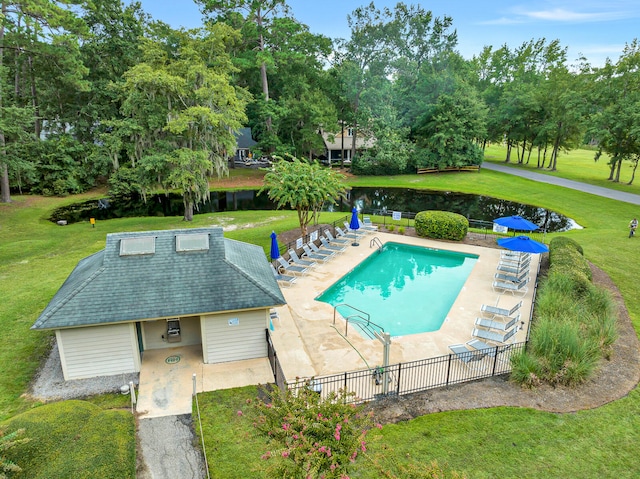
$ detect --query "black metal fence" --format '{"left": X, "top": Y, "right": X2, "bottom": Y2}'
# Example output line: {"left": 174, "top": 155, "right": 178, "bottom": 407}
{"left": 270, "top": 211, "right": 548, "bottom": 263}
{"left": 266, "top": 329, "right": 286, "bottom": 391}
{"left": 265, "top": 335, "right": 526, "bottom": 404}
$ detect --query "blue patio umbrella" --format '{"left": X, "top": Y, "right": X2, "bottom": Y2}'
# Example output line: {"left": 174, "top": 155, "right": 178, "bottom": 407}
{"left": 270, "top": 231, "right": 281, "bottom": 261}
{"left": 349, "top": 207, "right": 361, "bottom": 246}
{"left": 493, "top": 215, "right": 539, "bottom": 232}
{"left": 497, "top": 235, "right": 549, "bottom": 254}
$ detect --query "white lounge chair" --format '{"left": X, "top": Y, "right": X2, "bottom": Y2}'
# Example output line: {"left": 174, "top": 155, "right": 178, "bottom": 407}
{"left": 345, "top": 220, "right": 372, "bottom": 235}
{"left": 308, "top": 241, "right": 336, "bottom": 259}
{"left": 358, "top": 218, "right": 377, "bottom": 232}
{"left": 320, "top": 236, "right": 347, "bottom": 253}
{"left": 448, "top": 344, "right": 486, "bottom": 370}
{"left": 302, "top": 243, "right": 331, "bottom": 262}
{"left": 475, "top": 314, "right": 520, "bottom": 332}
{"left": 496, "top": 262, "right": 530, "bottom": 275}
{"left": 501, "top": 251, "right": 531, "bottom": 261}
{"left": 481, "top": 300, "right": 522, "bottom": 319}
{"left": 492, "top": 278, "right": 529, "bottom": 296}
{"left": 335, "top": 226, "right": 357, "bottom": 240}
{"left": 276, "top": 256, "right": 308, "bottom": 275}
{"left": 288, "top": 249, "right": 316, "bottom": 268}
{"left": 472, "top": 326, "right": 518, "bottom": 344}
{"left": 324, "top": 229, "right": 349, "bottom": 244}
{"left": 270, "top": 264, "right": 296, "bottom": 286}
{"left": 466, "top": 338, "right": 499, "bottom": 357}
{"left": 498, "top": 256, "right": 531, "bottom": 270}
{"left": 494, "top": 270, "right": 528, "bottom": 284}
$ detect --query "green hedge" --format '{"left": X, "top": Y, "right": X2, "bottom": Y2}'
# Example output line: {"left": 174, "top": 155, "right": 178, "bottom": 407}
{"left": 414, "top": 211, "right": 468, "bottom": 241}
{"left": 549, "top": 235, "right": 592, "bottom": 283}
{"left": 549, "top": 236, "right": 584, "bottom": 255}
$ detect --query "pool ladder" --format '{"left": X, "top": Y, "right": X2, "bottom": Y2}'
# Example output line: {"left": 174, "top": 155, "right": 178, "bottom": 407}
{"left": 333, "top": 303, "right": 384, "bottom": 339}
{"left": 370, "top": 236, "right": 383, "bottom": 252}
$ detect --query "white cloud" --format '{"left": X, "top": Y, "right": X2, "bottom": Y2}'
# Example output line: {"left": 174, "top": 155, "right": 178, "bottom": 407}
{"left": 519, "top": 7, "right": 628, "bottom": 22}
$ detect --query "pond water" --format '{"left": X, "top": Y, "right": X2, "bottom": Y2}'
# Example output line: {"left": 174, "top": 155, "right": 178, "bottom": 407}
{"left": 50, "top": 187, "right": 578, "bottom": 232}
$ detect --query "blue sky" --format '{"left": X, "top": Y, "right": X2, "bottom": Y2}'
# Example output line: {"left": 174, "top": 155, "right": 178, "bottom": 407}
{"left": 135, "top": 1, "right": 640, "bottom": 66}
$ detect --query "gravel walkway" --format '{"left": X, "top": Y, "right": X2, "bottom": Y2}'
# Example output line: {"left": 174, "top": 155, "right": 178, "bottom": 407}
{"left": 28, "top": 338, "right": 138, "bottom": 401}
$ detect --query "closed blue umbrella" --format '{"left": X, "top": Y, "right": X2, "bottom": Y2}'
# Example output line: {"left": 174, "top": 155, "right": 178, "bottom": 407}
{"left": 497, "top": 235, "right": 549, "bottom": 254}
{"left": 494, "top": 215, "right": 539, "bottom": 232}
{"left": 349, "top": 207, "right": 360, "bottom": 247}
{"left": 270, "top": 231, "right": 281, "bottom": 261}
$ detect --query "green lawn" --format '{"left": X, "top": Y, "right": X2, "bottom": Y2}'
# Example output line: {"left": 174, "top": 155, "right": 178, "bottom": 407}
{"left": 2, "top": 153, "right": 640, "bottom": 477}
{"left": 483, "top": 144, "right": 640, "bottom": 195}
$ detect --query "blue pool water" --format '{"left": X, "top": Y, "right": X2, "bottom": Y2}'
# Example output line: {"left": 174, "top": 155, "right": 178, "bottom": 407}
{"left": 316, "top": 242, "right": 478, "bottom": 337}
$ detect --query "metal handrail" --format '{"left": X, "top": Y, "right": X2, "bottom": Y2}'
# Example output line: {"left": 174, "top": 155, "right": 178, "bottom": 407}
{"left": 370, "top": 236, "right": 383, "bottom": 251}
{"left": 333, "top": 303, "right": 384, "bottom": 337}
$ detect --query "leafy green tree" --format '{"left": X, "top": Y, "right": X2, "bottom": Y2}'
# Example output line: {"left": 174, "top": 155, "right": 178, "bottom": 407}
{"left": 118, "top": 24, "right": 249, "bottom": 220}
{"left": 260, "top": 157, "right": 347, "bottom": 235}
{"left": 414, "top": 84, "right": 487, "bottom": 169}
{"left": 589, "top": 40, "right": 640, "bottom": 183}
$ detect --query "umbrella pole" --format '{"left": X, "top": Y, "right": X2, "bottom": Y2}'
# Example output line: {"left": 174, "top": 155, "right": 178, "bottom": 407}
{"left": 352, "top": 230, "right": 359, "bottom": 247}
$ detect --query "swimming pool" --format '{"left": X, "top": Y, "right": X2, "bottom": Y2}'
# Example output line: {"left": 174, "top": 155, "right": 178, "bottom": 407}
{"left": 316, "top": 242, "right": 478, "bottom": 337}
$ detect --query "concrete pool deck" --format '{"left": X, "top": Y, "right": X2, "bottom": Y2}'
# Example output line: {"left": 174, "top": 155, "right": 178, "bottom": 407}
{"left": 269, "top": 230, "right": 539, "bottom": 380}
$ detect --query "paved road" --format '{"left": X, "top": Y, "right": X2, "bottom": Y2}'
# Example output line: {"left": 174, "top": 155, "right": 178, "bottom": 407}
{"left": 482, "top": 162, "right": 640, "bottom": 206}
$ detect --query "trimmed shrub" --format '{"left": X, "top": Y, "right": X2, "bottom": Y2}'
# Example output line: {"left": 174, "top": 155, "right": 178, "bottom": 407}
{"left": 414, "top": 211, "right": 468, "bottom": 241}
{"left": 549, "top": 241, "right": 592, "bottom": 283}
{"left": 549, "top": 236, "right": 584, "bottom": 255}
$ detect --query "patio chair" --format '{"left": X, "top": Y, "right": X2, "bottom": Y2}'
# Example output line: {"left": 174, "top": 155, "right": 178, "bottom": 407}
{"left": 270, "top": 264, "right": 297, "bottom": 286}
{"left": 344, "top": 220, "right": 372, "bottom": 235}
{"left": 324, "top": 229, "right": 349, "bottom": 244}
{"left": 492, "top": 278, "right": 529, "bottom": 296}
{"left": 320, "top": 236, "right": 347, "bottom": 253}
{"left": 481, "top": 299, "right": 522, "bottom": 319}
{"left": 358, "top": 218, "right": 378, "bottom": 232}
{"left": 308, "top": 241, "right": 337, "bottom": 259}
{"left": 475, "top": 314, "right": 520, "bottom": 332}
{"left": 496, "top": 262, "right": 530, "bottom": 275}
{"left": 501, "top": 251, "right": 531, "bottom": 261}
{"left": 466, "top": 338, "right": 499, "bottom": 357}
{"left": 363, "top": 216, "right": 378, "bottom": 230}
{"left": 494, "top": 270, "right": 529, "bottom": 284}
{"left": 498, "top": 256, "right": 531, "bottom": 269}
{"left": 302, "top": 243, "right": 331, "bottom": 262}
{"left": 276, "top": 256, "right": 309, "bottom": 275}
{"left": 448, "top": 344, "right": 486, "bottom": 370}
{"left": 335, "top": 226, "right": 357, "bottom": 240}
{"left": 288, "top": 249, "right": 317, "bottom": 268}
{"left": 472, "top": 326, "right": 518, "bottom": 344}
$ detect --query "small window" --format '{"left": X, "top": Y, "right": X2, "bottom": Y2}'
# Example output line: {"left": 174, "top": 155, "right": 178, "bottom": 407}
{"left": 347, "top": 128, "right": 354, "bottom": 137}
{"left": 120, "top": 236, "right": 155, "bottom": 256}
{"left": 176, "top": 233, "right": 209, "bottom": 252}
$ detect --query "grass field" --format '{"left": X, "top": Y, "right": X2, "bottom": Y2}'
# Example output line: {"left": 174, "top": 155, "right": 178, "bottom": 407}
{"left": 2, "top": 152, "right": 640, "bottom": 477}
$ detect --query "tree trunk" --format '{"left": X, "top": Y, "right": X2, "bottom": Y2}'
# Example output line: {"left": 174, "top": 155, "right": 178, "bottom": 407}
{"left": 615, "top": 158, "right": 622, "bottom": 182}
{"left": 0, "top": 1, "right": 11, "bottom": 203}
{"left": 28, "top": 54, "right": 40, "bottom": 138}
{"left": 183, "top": 198, "right": 194, "bottom": 221}
{"left": 505, "top": 140, "right": 511, "bottom": 162}
{"left": 628, "top": 159, "right": 638, "bottom": 185}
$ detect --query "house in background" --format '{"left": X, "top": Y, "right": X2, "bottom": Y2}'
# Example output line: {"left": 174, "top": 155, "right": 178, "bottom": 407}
{"left": 321, "top": 126, "right": 375, "bottom": 165}
{"left": 234, "top": 127, "right": 257, "bottom": 161}
{"left": 32, "top": 227, "right": 285, "bottom": 380}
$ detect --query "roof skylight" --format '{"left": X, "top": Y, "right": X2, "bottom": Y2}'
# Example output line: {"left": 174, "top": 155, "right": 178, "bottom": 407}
{"left": 176, "top": 233, "right": 209, "bottom": 252}
{"left": 120, "top": 236, "right": 156, "bottom": 256}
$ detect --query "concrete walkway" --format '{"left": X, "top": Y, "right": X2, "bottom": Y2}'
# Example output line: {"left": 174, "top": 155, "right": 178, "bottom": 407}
{"left": 482, "top": 162, "right": 640, "bottom": 205}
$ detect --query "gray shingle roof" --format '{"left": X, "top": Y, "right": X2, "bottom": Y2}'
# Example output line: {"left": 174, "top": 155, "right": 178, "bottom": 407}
{"left": 32, "top": 227, "right": 286, "bottom": 330}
